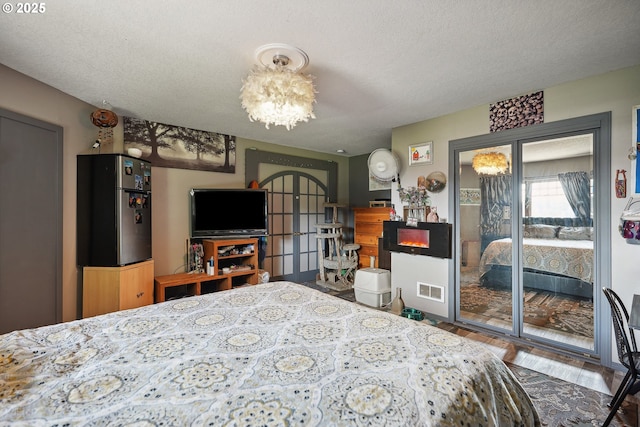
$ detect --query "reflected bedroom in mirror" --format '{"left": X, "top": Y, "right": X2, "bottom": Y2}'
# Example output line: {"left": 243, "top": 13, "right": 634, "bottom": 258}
{"left": 457, "top": 134, "right": 595, "bottom": 352}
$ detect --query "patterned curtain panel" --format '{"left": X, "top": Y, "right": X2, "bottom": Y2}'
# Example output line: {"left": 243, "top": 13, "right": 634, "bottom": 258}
{"left": 558, "top": 171, "right": 591, "bottom": 220}
{"left": 480, "top": 175, "right": 512, "bottom": 238}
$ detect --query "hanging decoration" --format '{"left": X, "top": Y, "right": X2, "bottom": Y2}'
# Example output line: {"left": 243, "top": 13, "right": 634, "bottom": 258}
{"left": 620, "top": 197, "right": 640, "bottom": 243}
{"left": 423, "top": 171, "right": 447, "bottom": 192}
{"left": 90, "top": 101, "right": 118, "bottom": 148}
{"left": 616, "top": 169, "right": 627, "bottom": 198}
{"left": 472, "top": 152, "right": 509, "bottom": 175}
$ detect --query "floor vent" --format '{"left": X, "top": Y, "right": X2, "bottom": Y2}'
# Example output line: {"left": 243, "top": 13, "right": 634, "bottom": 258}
{"left": 417, "top": 282, "right": 445, "bottom": 303}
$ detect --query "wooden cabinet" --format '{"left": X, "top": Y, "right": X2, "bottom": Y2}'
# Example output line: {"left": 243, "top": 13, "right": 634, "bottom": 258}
{"left": 82, "top": 259, "right": 154, "bottom": 318}
{"left": 154, "top": 272, "right": 213, "bottom": 303}
{"left": 353, "top": 207, "right": 392, "bottom": 268}
{"left": 154, "top": 238, "right": 258, "bottom": 303}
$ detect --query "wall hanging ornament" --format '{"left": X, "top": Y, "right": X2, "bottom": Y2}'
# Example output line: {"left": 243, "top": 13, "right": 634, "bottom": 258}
{"left": 616, "top": 169, "right": 627, "bottom": 198}
{"left": 90, "top": 101, "right": 118, "bottom": 148}
{"left": 489, "top": 91, "right": 544, "bottom": 133}
{"left": 425, "top": 171, "right": 446, "bottom": 193}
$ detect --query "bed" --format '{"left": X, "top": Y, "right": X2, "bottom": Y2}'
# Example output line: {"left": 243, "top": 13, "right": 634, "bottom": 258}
{"left": 479, "top": 224, "right": 594, "bottom": 299}
{"left": 0, "top": 281, "right": 539, "bottom": 426}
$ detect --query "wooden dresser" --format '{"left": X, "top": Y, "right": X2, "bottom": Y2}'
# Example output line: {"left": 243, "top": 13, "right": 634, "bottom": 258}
{"left": 353, "top": 207, "right": 391, "bottom": 268}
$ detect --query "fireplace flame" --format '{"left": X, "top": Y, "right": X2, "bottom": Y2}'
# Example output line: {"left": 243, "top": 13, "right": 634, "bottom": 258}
{"left": 399, "top": 240, "right": 429, "bottom": 248}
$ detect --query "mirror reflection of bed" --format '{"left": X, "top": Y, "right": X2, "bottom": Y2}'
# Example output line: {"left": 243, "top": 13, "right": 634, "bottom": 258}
{"left": 458, "top": 134, "right": 595, "bottom": 350}
{"left": 478, "top": 220, "right": 593, "bottom": 345}
{"left": 480, "top": 221, "right": 593, "bottom": 299}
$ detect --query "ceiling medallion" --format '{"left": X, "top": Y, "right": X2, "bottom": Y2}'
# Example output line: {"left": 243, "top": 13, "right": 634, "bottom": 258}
{"left": 240, "top": 43, "right": 316, "bottom": 130}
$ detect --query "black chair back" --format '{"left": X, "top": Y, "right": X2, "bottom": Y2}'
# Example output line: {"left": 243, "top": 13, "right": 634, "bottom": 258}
{"left": 603, "top": 287, "right": 638, "bottom": 375}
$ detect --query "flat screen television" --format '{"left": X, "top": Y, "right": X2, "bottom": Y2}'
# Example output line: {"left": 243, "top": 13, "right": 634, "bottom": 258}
{"left": 189, "top": 188, "right": 268, "bottom": 237}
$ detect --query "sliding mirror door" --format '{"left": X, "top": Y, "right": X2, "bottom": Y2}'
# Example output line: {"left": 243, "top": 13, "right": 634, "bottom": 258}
{"left": 453, "top": 113, "right": 609, "bottom": 358}
{"left": 520, "top": 135, "right": 594, "bottom": 350}
{"left": 458, "top": 144, "right": 514, "bottom": 333}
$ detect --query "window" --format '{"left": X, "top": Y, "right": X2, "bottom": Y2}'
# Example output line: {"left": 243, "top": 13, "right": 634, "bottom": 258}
{"left": 524, "top": 179, "right": 575, "bottom": 217}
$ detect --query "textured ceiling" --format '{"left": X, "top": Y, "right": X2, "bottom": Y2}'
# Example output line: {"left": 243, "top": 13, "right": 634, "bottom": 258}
{"left": 1, "top": 1, "right": 639, "bottom": 156}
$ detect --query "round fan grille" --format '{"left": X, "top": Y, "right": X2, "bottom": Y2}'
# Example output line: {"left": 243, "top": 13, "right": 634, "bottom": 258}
{"left": 368, "top": 149, "right": 399, "bottom": 182}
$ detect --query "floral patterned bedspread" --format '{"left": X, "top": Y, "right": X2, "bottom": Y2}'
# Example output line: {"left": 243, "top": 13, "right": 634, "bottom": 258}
{"left": 479, "top": 237, "right": 593, "bottom": 283}
{"left": 0, "top": 281, "right": 539, "bottom": 426}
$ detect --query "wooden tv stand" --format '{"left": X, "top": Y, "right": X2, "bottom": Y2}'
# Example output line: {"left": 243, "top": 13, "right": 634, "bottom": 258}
{"left": 154, "top": 237, "right": 258, "bottom": 302}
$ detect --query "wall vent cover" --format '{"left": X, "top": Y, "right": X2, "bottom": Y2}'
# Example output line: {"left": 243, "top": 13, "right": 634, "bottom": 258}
{"left": 416, "top": 282, "right": 445, "bottom": 303}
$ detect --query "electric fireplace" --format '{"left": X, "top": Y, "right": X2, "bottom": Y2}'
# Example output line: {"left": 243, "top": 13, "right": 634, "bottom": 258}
{"left": 383, "top": 221, "right": 452, "bottom": 258}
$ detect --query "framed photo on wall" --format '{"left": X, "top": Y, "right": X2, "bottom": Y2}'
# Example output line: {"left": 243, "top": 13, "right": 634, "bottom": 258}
{"left": 409, "top": 141, "right": 433, "bottom": 166}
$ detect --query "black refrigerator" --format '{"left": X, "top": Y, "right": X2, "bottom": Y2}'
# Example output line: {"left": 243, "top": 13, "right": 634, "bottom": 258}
{"left": 77, "top": 153, "right": 152, "bottom": 266}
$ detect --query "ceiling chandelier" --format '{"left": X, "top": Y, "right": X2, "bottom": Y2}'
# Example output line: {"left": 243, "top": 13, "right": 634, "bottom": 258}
{"left": 472, "top": 152, "right": 509, "bottom": 175}
{"left": 240, "top": 44, "right": 316, "bottom": 130}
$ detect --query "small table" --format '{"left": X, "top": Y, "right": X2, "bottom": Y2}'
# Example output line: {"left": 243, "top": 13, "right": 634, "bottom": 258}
{"left": 154, "top": 272, "right": 217, "bottom": 303}
{"left": 629, "top": 294, "right": 640, "bottom": 329}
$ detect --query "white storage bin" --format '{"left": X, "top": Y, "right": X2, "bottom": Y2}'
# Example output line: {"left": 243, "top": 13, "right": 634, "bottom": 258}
{"left": 354, "top": 268, "right": 391, "bottom": 308}
{"left": 354, "top": 287, "right": 392, "bottom": 308}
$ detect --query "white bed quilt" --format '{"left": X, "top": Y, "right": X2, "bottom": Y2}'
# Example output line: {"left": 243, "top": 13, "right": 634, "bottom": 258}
{"left": 0, "top": 281, "right": 539, "bottom": 426}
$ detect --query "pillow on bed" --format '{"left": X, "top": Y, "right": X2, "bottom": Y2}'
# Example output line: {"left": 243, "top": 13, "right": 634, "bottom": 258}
{"left": 523, "top": 224, "right": 559, "bottom": 239}
{"left": 557, "top": 226, "right": 593, "bottom": 240}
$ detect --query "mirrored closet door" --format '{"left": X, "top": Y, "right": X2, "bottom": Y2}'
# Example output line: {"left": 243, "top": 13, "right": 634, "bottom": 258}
{"left": 520, "top": 136, "right": 594, "bottom": 349}
{"left": 452, "top": 113, "right": 610, "bottom": 358}
{"left": 458, "top": 144, "right": 514, "bottom": 332}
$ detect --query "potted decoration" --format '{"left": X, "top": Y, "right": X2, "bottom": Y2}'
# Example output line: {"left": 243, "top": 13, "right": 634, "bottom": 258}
{"left": 398, "top": 186, "right": 431, "bottom": 222}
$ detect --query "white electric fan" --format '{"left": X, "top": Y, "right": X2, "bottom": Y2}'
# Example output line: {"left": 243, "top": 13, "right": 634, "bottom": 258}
{"left": 367, "top": 148, "right": 400, "bottom": 187}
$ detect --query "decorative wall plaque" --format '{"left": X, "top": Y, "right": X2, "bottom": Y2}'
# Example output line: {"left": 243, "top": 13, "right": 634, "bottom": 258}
{"left": 489, "top": 91, "right": 544, "bottom": 132}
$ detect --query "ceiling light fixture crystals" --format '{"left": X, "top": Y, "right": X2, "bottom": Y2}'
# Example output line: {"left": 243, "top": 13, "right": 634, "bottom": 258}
{"left": 472, "top": 151, "right": 509, "bottom": 175}
{"left": 240, "top": 44, "right": 316, "bottom": 130}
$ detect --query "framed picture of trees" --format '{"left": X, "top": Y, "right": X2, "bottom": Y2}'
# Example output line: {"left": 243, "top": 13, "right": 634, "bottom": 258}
{"left": 123, "top": 116, "right": 236, "bottom": 173}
